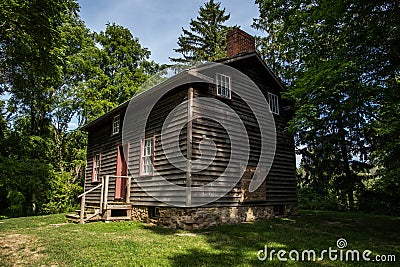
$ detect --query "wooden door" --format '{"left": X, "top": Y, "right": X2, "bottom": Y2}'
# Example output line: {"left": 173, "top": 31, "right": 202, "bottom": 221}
{"left": 115, "top": 144, "right": 128, "bottom": 200}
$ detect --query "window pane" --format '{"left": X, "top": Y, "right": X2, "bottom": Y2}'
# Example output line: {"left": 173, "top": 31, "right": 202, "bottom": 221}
{"left": 268, "top": 93, "right": 279, "bottom": 115}
{"left": 141, "top": 137, "right": 154, "bottom": 175}
{"left": 113, "top": 115, "right": 120, "bottom": 134}
{"left": 216, "top": 74, "right": 231, "bottom": 99}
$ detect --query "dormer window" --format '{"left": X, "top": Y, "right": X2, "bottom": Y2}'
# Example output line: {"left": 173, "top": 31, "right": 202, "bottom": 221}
{"left": 268, "top": 93, "right": 279, "bottom": 115}
{"left": 216, "top": 73, "right": 231, "bottom": 99}
{"left": 113, "top": 115, "right": 120, "bottom": 135}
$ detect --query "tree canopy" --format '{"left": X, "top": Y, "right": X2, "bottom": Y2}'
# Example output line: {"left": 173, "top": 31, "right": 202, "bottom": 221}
{"left": 170, "top": 0, "right": 234, "bottom": 63}
{"left": 74, "top": 23, "right": 160, "bottom": 123}
{"left": 0, "top": 1, "right": 159, "bottom": 217}
{"left": 254, "top": 0, "right": 400, "bottom": 212}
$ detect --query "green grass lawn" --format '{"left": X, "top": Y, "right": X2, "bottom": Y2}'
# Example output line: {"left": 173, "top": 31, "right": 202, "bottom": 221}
{"left": 0, "top": 210, "right": 399, "bottom": 266}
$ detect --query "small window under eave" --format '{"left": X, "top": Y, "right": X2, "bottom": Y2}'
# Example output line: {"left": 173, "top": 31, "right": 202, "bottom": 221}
{"left": 216, "top": 73, "right": 231, "bottom": 99}
{"left": 112, "top": 114, "right": 120, "bottom": 135}
{"left": 268, "top": 93, "right": 279, "bottom": 115}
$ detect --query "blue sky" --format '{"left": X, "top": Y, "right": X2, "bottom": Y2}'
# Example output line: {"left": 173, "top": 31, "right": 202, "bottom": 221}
{"left": 78, "top": 0, "right": 261, "bottom": 64}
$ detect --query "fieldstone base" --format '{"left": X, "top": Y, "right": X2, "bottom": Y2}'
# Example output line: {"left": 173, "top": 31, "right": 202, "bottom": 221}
{"left": 132, "top": 204, "right": 297, "bottom": 230}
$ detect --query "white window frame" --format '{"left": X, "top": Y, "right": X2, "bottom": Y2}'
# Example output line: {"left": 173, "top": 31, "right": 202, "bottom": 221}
{"left": 141, "top": 137, "right": 154, "bottom": 176}
{"left": 268, "top": 93, "right": 279, "bottom": 115}
{"left": 216, "top": 73, "right": 231, "bottom": 99}
{"left": 93, "top": 154, "right": 101, "bottom": 182}
{"left": 112, "top": 115, "right": 120, "bottom": 135}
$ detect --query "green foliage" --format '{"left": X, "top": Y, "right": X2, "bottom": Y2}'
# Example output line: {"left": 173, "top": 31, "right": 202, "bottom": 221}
{"left": 1, "top": 0, "right": 80, "bottom": 136}
{"left": 170, "top": 0, "right": 234, "bottom": 63}
{"left": 254, "top": 0, "right": 400, "bottom": 211}
{"left": 41, "top": 170, "right": 82, "bottom": 214}
{"left": 6, "top": 190, "right": 25, "bottom": 218}
{"left": 74, "top": 23, "right": 160, "bottom": 122}
{"left": 0, "top": 0, "right": 87, "bottom": 217}
{"left": 298, "top": 187, "right": 341, "bottom": 211}
{"left": 0, "top": 154, "right": 52, "bottom": 217}
{"left": 1, "top": 1, "right": 160, "bottom": 218}
{"left": 0, "top": 114, "right": 87, "bottom": 216}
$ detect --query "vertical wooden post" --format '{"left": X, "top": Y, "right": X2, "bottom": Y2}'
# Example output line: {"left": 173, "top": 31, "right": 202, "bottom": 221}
{"left": 80, "top": 195, "right": 85, "bottom": 224}
{"left": 186, "top": 87, "right": 193, "bottom": 206}
{"left": 103, "top": 175, "right": 109, "bottom": 211}
{"left": 99, "top": 176, "right": 104, "bottom": 214}
{"left": 126, "top": 176, "right": 131, "bottom": 203}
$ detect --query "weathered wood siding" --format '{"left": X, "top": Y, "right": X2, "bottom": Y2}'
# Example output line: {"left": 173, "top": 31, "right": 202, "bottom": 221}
{"left": 188, "top": 56, "right": 296, "bottom": 206}
{"left": 84, "top": 86, "right": 189, "bottom": 207}
{"left": 225, "top": 56, "right": 297, "bottom": 205}
{"left": 84, "top": 108, "right": 126, "bottom": 205}
{"left": 128, "top": 86, "right": 188, "bottom": 206}
{"left": 83, "top": 54, "right": 296, "bottom": 208}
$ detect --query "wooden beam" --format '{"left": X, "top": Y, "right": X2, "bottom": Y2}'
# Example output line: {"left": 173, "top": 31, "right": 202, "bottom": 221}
{"left": 126, "top": 176, "right": 131, "bottom": 203}
{"left": 103, "top": 175, "right": 109, "bottom": 211}
{"left": 186, "top": 86, "right": 193, "bottom": 206}
{"left": 99, "top": 176, "right": 104, "bottom": 214}
{"left": 79, "top": 195, "right": 85, "bottom": 224}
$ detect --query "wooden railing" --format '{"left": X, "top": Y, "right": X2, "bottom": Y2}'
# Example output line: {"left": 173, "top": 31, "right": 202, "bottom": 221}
{"left": 101, "top": 175, "right": 132, "bottom": 212}
{"left": 78, "top": 175, "right": 132, "bottom": 224}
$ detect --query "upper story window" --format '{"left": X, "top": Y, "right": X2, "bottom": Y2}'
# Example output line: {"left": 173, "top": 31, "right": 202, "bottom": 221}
{"left": 92, "top": 153, "right": 101, "bottom": 183}
{"left": 216, "top": 73, "right": 231, "bottom": 99}
{"left": 140, "top": 137, "right": 154, "bottom": 176}
{"left": 112, "top": 115, "right": 120, "bottom": 135}
{"left": 268, "top": 93, "right": 279, "bottom": 115}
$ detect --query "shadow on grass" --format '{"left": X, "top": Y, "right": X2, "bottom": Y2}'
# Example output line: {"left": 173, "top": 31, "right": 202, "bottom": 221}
{"left": 145, "top": 211, "right": 400, "bottom": 266}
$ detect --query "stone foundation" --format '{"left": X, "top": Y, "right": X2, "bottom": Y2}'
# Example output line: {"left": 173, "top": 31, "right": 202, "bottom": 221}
{"left": 132, "top": 204, "right": 297, "bottom": 229}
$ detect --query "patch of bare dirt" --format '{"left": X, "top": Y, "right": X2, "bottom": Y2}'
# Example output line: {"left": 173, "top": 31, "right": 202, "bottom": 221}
{"left": 0, "top": 233, "right": 44, "bottom": 266}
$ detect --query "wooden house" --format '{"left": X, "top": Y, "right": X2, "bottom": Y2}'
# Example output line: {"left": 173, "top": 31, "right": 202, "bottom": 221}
{"left": 68, "top": 29, "right": 297, "bottom": 229}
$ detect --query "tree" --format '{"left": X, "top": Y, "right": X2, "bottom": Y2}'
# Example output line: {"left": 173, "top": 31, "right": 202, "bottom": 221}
{"left": 74, "top": 23, "right": 160, "bottom": 122}
{"left": 0, "top": 0, "right": 83, "bottom": 216}
{"left": 0, "top": 2, "right": 163, "bottom": 217}
{"left": 170, "top": 0, "right": 233, "bottom": 63}
{"left": 1, "top": 0, "right": 80, "bottom": 136}
{"left": 253, "top": 0, "right": 400, "bottom": 210}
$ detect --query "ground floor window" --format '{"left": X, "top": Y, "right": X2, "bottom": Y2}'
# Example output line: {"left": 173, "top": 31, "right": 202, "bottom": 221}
{"left": 140, "top": 137, "right": 154, "bottom": 176}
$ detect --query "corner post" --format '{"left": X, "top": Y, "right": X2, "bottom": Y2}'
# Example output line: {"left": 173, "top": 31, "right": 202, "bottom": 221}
{"left": 103, "top": 175, "right": 109, "bottom": 211}
{"left": 126, "top": 176, "right": 131, "bottom": 203}
{"left": 80, "top": 195, "right": 85, "bottom": 224}
{"left": 186, "top": 87, "right": 193, "bottom": 206}
{"left": 99, "top": 176, "right": 105, "bottom": 214}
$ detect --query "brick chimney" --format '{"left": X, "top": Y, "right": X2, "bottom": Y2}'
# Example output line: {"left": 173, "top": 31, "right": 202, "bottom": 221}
{"left": 226, "top": 28, "right": 256, "bottom": 58}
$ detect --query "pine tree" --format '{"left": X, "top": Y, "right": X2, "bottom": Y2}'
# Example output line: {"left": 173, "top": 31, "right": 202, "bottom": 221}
{"left": 170, "top": 0, "right": 234, "bottom": 63}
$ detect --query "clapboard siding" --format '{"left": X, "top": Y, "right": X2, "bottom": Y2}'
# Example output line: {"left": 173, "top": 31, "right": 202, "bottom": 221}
{"left": 83, "top": 52, "right": 297, "bottom": 208}
{"left": 129, "top": 86, "right": 188, "bottom": 206}
{"left": 187, "top": 55, "right": 297, "bottom": 206}
{"left": 226, "top": 56, "right": 297, "bottom": 205}
{"left": 84, "top": 109, "right": 126, "bottom": 204}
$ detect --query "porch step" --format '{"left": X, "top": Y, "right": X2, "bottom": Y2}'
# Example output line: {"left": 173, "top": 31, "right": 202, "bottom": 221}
{"left": 105, "top": 216, "right": 131, "bottom": 221}
{"left": 106, "top": 204, "right": 132, "bottom": 209}
{"left": 103, "top": 203, "right": 132, "bottom": 221}
{"left": 66, "top": 213, "right": 80, "bottom": 223}
{"left": 85, "top": 201, "right": 101, "bottom": 207}
{"left": 75, "top": 206, "right": 99, "bottom": 213}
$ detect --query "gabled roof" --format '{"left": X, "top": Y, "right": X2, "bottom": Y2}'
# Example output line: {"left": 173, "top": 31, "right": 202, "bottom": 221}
{"left": 81, "top": 52, "right": 285, "bottom": 131}
{"left": 81, "top": 69, "right": 191, "bottom": 131}
{"left": 218, "top": 51, "right": 287, "bottom": 91}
